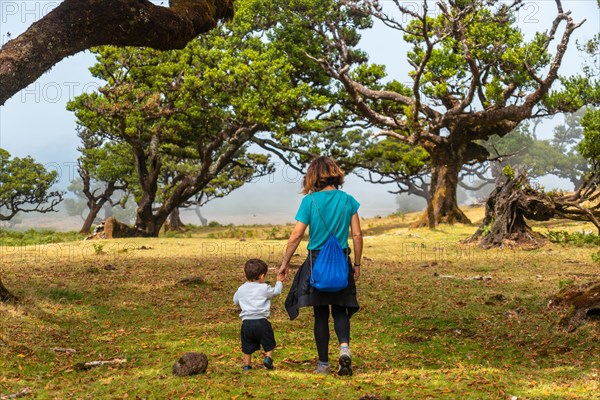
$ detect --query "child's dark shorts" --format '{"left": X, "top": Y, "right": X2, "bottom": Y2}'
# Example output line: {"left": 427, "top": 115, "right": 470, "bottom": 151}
{"left": 241, "top": 318, "right": 276, "bottom": 354}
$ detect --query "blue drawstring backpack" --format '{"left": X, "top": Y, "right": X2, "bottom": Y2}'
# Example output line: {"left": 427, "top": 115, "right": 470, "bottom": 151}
{"left": 309, "top": 194, "right": 349, "bottom": 292}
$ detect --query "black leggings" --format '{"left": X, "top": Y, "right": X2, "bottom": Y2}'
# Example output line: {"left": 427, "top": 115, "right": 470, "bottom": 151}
{"left": 313, "top": 305, "right": 351, "bottom": 363}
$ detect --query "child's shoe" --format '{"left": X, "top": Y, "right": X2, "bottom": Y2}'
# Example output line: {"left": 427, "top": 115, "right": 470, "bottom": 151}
{"left": 338, "top": 347, "right": 353, "bottom": 376}
{"left": 263, "top": 356, "right": 274, "bottom": 370}
{"left": 242, "top": 365, "right": 252, "bottom": 371}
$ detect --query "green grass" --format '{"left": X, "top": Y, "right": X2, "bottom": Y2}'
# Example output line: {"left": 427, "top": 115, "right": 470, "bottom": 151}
{"left": 0, "top": 209, "right": 598, "bottom": 399}
{"left": 0, "top": 228, "right": 82, "bottom": 246}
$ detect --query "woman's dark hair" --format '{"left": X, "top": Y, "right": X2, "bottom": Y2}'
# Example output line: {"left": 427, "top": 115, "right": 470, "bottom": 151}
{"left": 244, "top": 258, "right": 269, "bottom": 281}
{"left": 302, "top": 156, "right": 345, "bottom": 194}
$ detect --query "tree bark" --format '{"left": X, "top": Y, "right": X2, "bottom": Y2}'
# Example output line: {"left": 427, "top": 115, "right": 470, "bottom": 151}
{"left": 131, "top": 140, "right": 166, "bottom": 237}
{"left": 165, "top": 208, "right": 187, "bottom": 232}
{"left": 465, "top": 170, "right": 553, "bottom": 248}
{"left": 466, "top": 166, "right": 600, "bottom": 248}
{"left": 413, "top": 145, "right": 472, "bottom": 228}
{"left": 0, "top": 277, "right": 17, "bottom": 303}
{"left": 79, "top": 203, "right": 104, "bottom": 235}
{"left": 133, "top": 215, "right": 166, "bottom": 237}
{"left": 0, "top": 0, "right": 234, "bottom": 105}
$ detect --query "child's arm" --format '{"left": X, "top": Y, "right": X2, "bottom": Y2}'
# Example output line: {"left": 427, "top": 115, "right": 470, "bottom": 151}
{"left": 265, "top": 281, "right": 283, "bottom": 298}
{"left": 233, "top": 289, "right": 240, "bottom": 306}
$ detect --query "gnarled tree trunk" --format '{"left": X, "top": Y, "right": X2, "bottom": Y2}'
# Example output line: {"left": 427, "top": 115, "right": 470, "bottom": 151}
{"left": 165, "top": 208, "right": 187, "bottom": 232}
{"left": 465, "top": 170, "right": 555, "bottom": 248}
{"left": 194, "top": 206, "right": 208, "bottom": 226}
{"left": 467, "top": 166, "right": 600, "bottom": 248}
{"left": 103, "top": 204, "right": 114, "bottom": 220}
{"left": 133, "top": 200, "right": 170, "bottom": 237}
{"left": 413, "top": 145, "right": 472, "bottom": 228}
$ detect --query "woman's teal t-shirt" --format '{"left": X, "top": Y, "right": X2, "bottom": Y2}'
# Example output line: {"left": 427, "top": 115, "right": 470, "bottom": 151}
{"left": 295, "top": 190, "right": 360, "bottom": 250}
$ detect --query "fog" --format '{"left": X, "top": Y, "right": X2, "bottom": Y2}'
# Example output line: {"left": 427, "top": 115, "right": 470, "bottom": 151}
{"left": 4, "top": 171, "right": 576, "bottom": 232}
{"left": 196, "top": 172, "right": 400, "bottom": 225}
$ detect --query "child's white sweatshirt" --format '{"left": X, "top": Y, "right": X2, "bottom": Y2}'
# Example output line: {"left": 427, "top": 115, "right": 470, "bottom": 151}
{"left": 233, "top": 281, "right": 283, "bottom": 320}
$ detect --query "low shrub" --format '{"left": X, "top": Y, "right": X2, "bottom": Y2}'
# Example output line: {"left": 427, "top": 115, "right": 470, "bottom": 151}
{"left": 546, "top": 230, "right": 600, "bottom": 246}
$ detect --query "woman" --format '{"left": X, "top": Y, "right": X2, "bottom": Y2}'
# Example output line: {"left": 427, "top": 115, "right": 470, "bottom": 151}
{"left": 279, "top": 156, "right": 363, "bottom": 376}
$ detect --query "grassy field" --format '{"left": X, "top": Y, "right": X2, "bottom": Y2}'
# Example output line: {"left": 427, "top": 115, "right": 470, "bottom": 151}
{"left": 0, "top": 207, "right": 598, "bottom": 399}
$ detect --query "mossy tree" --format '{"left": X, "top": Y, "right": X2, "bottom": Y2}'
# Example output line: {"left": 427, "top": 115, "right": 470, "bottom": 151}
{"left": 68, "top": 0, "right": 332, "bottom": 236}
{"left": 467, "top": 22, "right": 600, "bottom": 247}
{"left": 466, "top": 107, "right": 600, "bottom": 247}
{"left": 74, "top": 129, "right": 134, "bottom": 234}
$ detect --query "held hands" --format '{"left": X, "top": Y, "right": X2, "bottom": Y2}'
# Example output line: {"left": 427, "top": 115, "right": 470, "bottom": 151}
{"left": 277, "top": 263, "right": 289, "bottom": 282}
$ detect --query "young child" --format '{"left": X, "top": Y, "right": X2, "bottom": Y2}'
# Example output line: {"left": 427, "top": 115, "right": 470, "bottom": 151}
{"left": 233, "top": 258, "right": 284, "bottom": 371}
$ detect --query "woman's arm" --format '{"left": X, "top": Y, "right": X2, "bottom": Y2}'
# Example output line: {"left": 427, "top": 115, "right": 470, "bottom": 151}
{"left": 350, "top": 213, "right": 363, "bottom": 281}
{"left": 278, "top": 221, "right": 307, "bottom": 280}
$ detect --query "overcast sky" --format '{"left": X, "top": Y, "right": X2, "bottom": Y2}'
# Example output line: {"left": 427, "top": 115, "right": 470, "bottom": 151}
{"left": 0, "top": 1, "right": 598, "bottom": 225}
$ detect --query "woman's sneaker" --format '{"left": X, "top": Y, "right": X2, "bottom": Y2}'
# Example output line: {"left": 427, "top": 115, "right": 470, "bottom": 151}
{"left": 338, "top": 347, "right": 353, "bottom": 376}
{"left": 313, "top": 363, "right": 331, "bottom": 374}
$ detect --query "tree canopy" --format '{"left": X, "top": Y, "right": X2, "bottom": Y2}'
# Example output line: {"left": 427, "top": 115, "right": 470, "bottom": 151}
{"left": 68, "top": 0, "right": 331, "bottom": 236}
{"left": 0, "top": 149, "right": 63, "bottom": 221}
{"left": 579, "top": 109, "right": 600, "bottom": 165}
{"left": 483, "top": 111, "right": 589, "bottom": 188}
{"left": 256, "top": 0, "right": 597, "bottom": 227}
